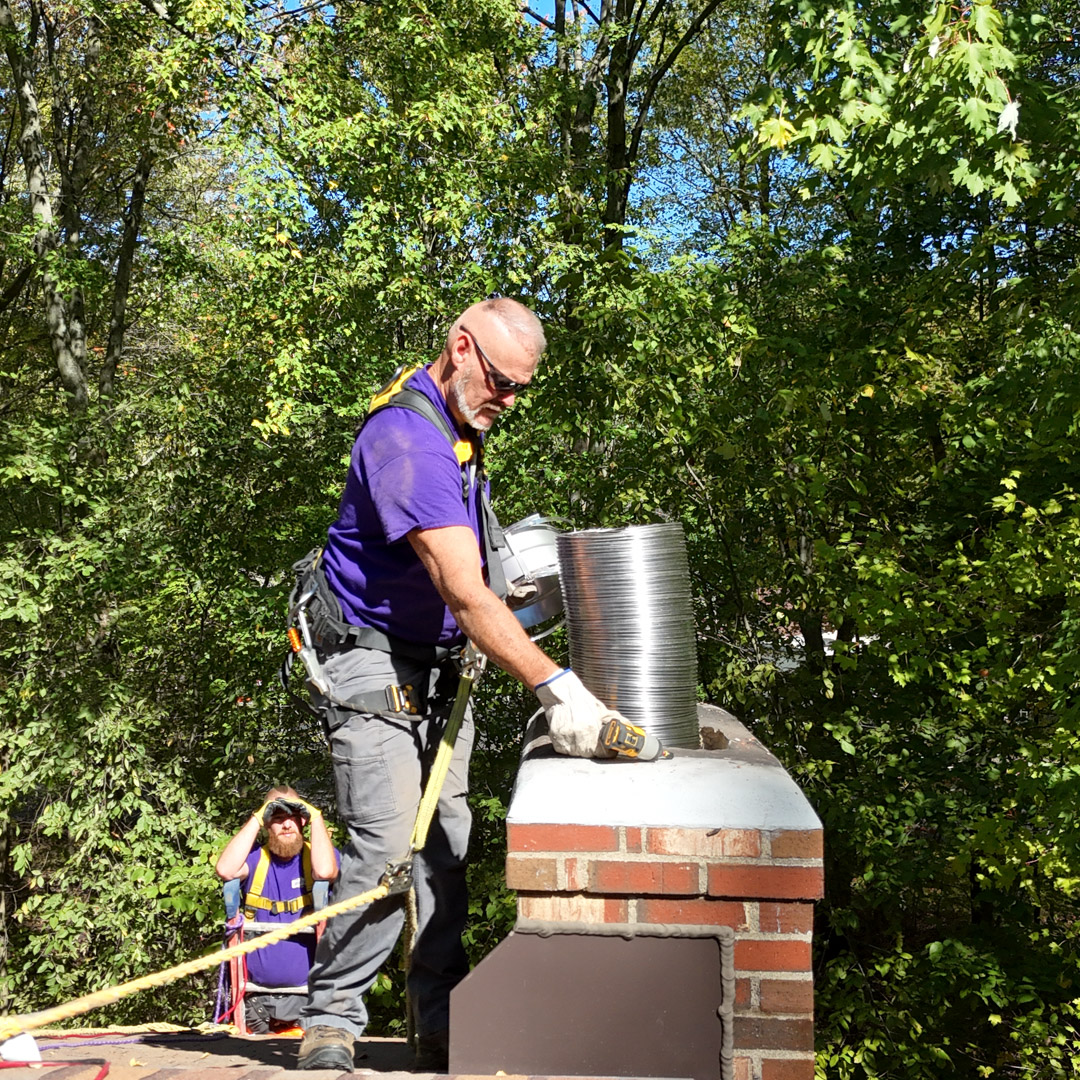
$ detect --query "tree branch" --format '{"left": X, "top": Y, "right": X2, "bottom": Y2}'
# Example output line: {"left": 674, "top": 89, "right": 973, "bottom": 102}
{"left": 0, "top": 0, "right": 88, "bottom": 410}
{"left": 520, "top": 5, "right": 556, "bottom": 30}
{"left": 101, "top": 152, "right": 153, "bottom": 400}
{"left": 577, "top": 0, "right": 601, "bottom": 26}
{"left": 630, "top": 0, "right": 665, "bottom": 60}
{"left": 628, "top": 0, "right": 727, "bottom": 166}
{"left": 131, "top": 0, "right": 290, "bottom": 110}
{"left": 0, "top": 263, "right": 33, "bottom": 317}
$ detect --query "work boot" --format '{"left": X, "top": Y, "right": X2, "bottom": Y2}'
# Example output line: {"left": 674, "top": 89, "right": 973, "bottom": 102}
{"left": 296, "top": 1025, "right": 355, "bottom": 1072}
{"left": 413, "top": 1029, "right": 449, "bottom": 1072}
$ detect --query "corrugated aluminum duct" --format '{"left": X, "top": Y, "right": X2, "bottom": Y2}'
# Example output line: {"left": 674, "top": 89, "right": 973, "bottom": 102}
{"left": 556, "top": 523, "right": 699, "bottom": 749}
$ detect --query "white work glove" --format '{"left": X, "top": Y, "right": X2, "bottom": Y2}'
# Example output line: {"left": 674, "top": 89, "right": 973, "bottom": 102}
{"left": 534, "top": 669, "right": 620, "bottom": 758}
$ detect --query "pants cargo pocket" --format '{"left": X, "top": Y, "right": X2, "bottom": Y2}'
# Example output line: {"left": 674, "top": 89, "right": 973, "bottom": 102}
{"left": 332, "top": 745, "right": 397, "bottom": 825}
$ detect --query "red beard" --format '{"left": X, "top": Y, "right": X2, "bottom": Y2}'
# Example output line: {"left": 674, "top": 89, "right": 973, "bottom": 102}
{"left": 266, "top": 832, "right": 304, "bottom": 859}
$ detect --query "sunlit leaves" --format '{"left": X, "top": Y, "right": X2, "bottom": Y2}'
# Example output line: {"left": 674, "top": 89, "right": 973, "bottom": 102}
{"left": 743, "top": 0, "right": 1076, "bottom": 213}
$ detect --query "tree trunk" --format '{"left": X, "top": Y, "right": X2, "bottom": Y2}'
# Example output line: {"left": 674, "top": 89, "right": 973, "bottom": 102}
{"left": 602, "top": 0, "right": 630, "bottom": 248}
{"left": 555, "top": 0, "right": 569, "bottom": 159}
{"left": 54, "top": 24, "right": 101, "bottom": 389}
{"left": 555, "top": 0, "right": 606, "bottom": 251}
{"left": 101, "top": 153, "right": 153, "bottom": 399}
{"left": 0, "top": 0, "right": 89, "bottom": 411}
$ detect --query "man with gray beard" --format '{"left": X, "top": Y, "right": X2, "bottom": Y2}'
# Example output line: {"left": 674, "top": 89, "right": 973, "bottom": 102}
{"left": 295, "top": 298, "right": 626, "bottom": 1071}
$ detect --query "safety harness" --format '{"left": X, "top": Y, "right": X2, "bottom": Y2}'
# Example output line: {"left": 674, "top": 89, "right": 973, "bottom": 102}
{"left": 278, "top": 368, "right": 499, "bottom": 1047}
{"left": 280, "top": 365, "right": 506, "bottom": 719}
{"left": 366, "top": 364, "right": 508, "bottom": 600}
{"left": 243, "top": 843, "right": 317, "bottom": 919}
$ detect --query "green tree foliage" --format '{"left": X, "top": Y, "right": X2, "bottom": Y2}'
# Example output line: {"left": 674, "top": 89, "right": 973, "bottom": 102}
{"left": 2, "top": 0, "right": 1080, "bottom": 1076}
{"left": 0, "top": 0, "right": 548, "bottom": 1025}
{"left": 725, "top": 0, "right": 1080, "bottom": 1074}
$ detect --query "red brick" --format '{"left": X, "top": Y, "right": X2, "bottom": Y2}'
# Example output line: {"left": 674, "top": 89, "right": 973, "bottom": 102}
{"left": 734, "top": 1057, "right": 752, "bottom": 1080}
{"left": 769, "top": 829, "right": 823, "bottom": 859}
{"left": 762, "top": 1059, "right": 816, "bottom": 1080}
{"left": 735, "top": 978, "right": 751, "bottom": 1008}
{"left": 590, "top": 859, "right": 699, "bottom": 895}
{"left": 564, "top": 856, "right": 588, "bottom": 891}
{"left": 647, "top": 827, "right": 762, "bottom": 859}
{"left": 624, "top": 827, "right": 643, "bottom": 853}
{"left": 505, "top": 855, "right": 558, "bottom": 891}
{"left": 761, "top": 978, "right": 814, "bottom": 1014}
{"left": 605, "top": 898, "right": 629, "bottom": 922}
{"left": 735, "top": 939, "right": 812, "bottom": 972}
{"left": 734, "top": 1017, "right": 814, "bottom": 1051}
{"left": 708, "top": 863, "right": 824, "bottom": 900}
{"left": 637, "top": 897, "right": 748, "bottom": 929}
{"left": 759, "top": 902, "right": 814, "bottom": 934}
{"left": 507, "top": 824, "right": 619, "bottom": 853}
{"left": 517, "top": 894, "right": 613, "bottom": 922}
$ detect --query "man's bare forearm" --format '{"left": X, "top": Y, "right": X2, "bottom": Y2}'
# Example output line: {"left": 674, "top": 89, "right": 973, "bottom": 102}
{"left": 215, "top": 813, "right": 261, "bottom": 880}
{"left": 450, "top": 585, "right": 559, "bottom": 688}
{"left": 308, "top": 809, "right": 338, "bottom": 881}
{"left": 408, "top": 524, "right": 560, "bottom": 689}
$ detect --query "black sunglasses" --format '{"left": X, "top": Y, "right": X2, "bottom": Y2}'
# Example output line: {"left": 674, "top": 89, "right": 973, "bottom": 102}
{"left": 460, "top": 326, "right": 530, "bottom": 394}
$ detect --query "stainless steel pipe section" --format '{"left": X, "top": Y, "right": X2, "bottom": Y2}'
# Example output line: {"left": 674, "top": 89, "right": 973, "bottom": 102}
{"left": 556, "top": 523, "right": 699, "bottom": 749}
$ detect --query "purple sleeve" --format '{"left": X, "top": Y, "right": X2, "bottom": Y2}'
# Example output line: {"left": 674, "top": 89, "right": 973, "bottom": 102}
{"left": 242, "top": 846, "right": 260, "bottom": 889}
{"left": 360, "top": 412, "right": 471, "bottom": 543}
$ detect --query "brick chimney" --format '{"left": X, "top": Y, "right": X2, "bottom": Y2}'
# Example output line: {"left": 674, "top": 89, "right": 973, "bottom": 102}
{"left": 450, "top": 704, "right": 823, "bottom": 1080}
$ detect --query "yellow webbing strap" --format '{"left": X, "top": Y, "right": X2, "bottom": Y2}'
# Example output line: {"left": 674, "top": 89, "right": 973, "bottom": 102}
{"left": 243, "top": 843, "right": 314, "bottom": 916}
{"left": 0, "top": 880, "right": 391, "bottom": 1043}
{"left": 368, "top": 365, "right": 474, "bottom": 466}
{"left": 243, "top": 846, "right": 271, "bottom": 915}
{"left": 408, "top": 669, "right": 474, "bottom": 856}
{"left": 242, "top": 893, "right": 313, "bottom": 915}
{"left": 369, "top": 365, "right": 419, "bottom": 412}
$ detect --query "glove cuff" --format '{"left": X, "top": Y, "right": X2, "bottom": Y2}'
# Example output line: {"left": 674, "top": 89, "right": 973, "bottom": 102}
{"left": 534, "top": 667, "right": 570, "bottom": 693}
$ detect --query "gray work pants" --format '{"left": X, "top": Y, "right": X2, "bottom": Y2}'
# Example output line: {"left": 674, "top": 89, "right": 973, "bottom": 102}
{"left": 300, "top": 646, "right": 474, "bottom": 1039}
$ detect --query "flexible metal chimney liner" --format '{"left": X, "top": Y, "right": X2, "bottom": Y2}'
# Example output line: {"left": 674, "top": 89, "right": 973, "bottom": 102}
{"left": 556, "top": 522, "right": 699, "bottom": 749}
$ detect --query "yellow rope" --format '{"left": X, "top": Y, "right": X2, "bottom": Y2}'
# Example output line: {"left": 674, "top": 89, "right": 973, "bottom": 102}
{"left": 0, "top": 881, "right": 391, "bottom": 1043}
{"left": 1, "top": 660, "right": 481, "bottom": 1046}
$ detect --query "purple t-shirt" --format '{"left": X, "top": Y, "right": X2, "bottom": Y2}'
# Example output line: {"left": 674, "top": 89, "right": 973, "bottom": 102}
{"left": 242, "top": 846, "right": 339, "bottom": 988}
{"left": 321, "top": 366, "right": 485, "bottom": 647}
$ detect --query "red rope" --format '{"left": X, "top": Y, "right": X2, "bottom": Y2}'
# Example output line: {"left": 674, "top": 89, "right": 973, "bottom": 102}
{"left": 214, "top": 941, "right": 248, "bottom": 1028}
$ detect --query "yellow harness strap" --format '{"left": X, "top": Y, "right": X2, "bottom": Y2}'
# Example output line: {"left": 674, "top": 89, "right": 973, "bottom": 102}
{"left": 243, "top": 842, "right": 315, "bottom": 917}
{"left": 368, "top": 365, "right": 474, "bottom": 465}
{"left": 368, "top": 365, "right": 419, "bottom": 411}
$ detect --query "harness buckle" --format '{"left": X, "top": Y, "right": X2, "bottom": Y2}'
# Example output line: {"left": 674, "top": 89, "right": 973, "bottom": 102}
{"left": 381, "top": 859, "right": 414, "bottom": 895}
{"left": 385, "top": 682, "right": 420, "bottom": 715}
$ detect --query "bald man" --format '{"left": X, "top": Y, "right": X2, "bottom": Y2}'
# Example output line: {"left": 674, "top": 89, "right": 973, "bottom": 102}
{"left": 296, "top": 299, "right": 622, "bottom": 1072}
